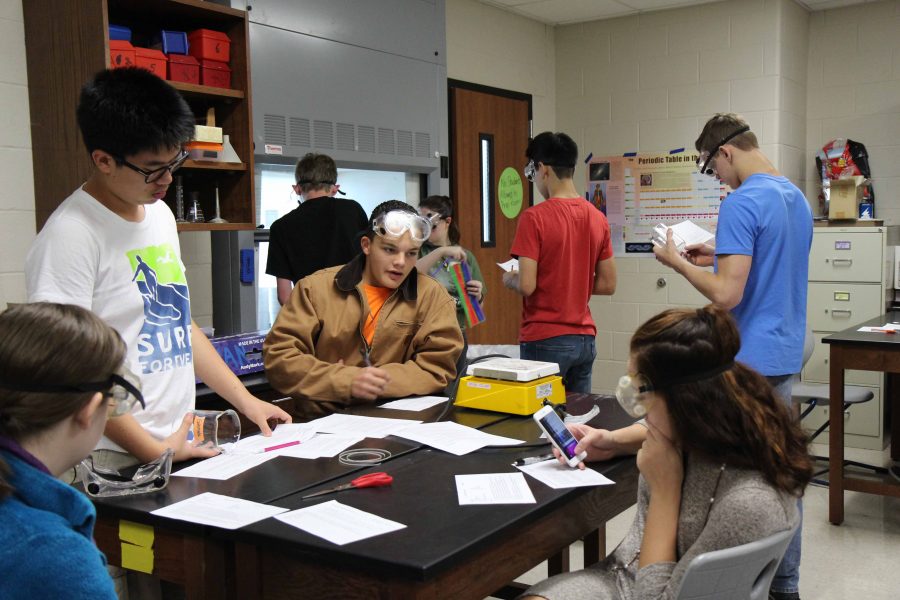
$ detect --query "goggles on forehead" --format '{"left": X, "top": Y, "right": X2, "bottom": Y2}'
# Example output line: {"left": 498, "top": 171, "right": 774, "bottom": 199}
{"left": 371, "top": 210, "right": 433, "bottom": 242}
{"left": 0, "top": 367, "right": 145, "bottom": 417}
{"left": 697, "top": 125, "right": 750, "bottom": 177}
{"left": 79, "top": 448, "right": 173, "bottom": 498}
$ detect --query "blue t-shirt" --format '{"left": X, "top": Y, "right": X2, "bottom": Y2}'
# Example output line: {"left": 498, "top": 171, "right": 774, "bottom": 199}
{"left": 714, "top": 174, "right": 813, "bottom": 376}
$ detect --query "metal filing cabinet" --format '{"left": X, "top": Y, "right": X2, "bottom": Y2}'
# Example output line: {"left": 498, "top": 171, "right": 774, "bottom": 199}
{"left": 804, "top": 225, "right": 896, "bottom": 450}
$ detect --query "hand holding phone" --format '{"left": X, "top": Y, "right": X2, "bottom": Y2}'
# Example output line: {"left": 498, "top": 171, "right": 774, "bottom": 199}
{"left": 533, "top": 405, "right": 587, "bottom": 468}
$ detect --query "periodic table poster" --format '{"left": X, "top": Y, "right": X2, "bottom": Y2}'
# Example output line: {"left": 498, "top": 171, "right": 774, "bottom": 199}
{"left": 586, "top": 152, "right": 730, "bottom": 255}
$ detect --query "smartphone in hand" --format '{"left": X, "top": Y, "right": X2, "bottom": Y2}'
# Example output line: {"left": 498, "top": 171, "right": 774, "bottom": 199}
{"left": 533, "top": 405, "right": 587, "bottom": 468}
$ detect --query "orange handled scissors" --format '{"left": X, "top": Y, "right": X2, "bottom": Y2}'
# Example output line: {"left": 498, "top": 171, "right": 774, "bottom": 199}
{"left": 301, "top": 472, "right": 393, "bottom": 499}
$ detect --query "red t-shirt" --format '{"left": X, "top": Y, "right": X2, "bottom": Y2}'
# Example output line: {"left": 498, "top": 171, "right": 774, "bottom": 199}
{"left": 509, "top": 197, "right": 613, "bottom": 342}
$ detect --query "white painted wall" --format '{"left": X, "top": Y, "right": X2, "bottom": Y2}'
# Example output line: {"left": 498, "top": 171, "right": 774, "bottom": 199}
{"left": 0, "top": 0, "right": 33, "bottom": 310}
{"left": 806, "top": 0, "right": 900, "bottom": 221}
{"left": 554, "top": 0, "right": 813, "bottom": 392}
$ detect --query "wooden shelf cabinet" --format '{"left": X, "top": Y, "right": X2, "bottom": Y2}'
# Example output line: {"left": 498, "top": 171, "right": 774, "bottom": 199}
{"left": 23, "top": 0, "right": 256, "bottom": 232}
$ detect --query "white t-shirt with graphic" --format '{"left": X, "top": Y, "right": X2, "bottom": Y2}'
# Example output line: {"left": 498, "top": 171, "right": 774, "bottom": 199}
{"left": 26, "top": 187, "right": 195, "bottom": 452}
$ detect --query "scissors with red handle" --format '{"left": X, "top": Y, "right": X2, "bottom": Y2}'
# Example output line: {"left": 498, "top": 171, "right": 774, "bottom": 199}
{"left": 301, "top": 472, "right": 393, "bottom": 499}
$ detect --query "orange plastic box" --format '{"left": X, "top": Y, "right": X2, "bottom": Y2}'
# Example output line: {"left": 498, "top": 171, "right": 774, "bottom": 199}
{"left": 188, "top": 29, "right": 230, "bottom": 62}
{"left": 168, "top": 54, "right": 200, "bottom": 84}
{"left": 109, "top": 40, "right": 135, "bottom": 69}
{"left": 200, "top": 59, "right": 231, "bottom": 89}
{"left": 134, "top": 47, "right": 168, "bottom": 79}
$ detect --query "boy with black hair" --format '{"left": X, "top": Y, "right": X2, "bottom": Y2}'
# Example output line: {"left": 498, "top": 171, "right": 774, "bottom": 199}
{"left": 26, "top": 68, "right": 291, "bottom": 469}
{"left": 265, "top": 200, "right": 463, "bottom": 418}
{"left": 266, "top": 152, "right": 368, "bottom": 305}
{"left": 503, "top": 131, "right": 617, "bottom": 393}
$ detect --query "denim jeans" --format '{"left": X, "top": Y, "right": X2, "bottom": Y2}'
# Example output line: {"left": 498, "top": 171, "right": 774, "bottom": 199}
{"left": 768, "top": 374, "right": 802, "bottom": 595}
{"left": 520, "top": 334, "right": 596, "bottom": 393}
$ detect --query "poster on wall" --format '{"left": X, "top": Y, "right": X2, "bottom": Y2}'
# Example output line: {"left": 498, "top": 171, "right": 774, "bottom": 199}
{"left": 586, "top": 152, "right": 730, "bottom": 255}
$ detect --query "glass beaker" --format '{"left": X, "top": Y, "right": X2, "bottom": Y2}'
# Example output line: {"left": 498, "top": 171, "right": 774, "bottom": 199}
{"left": 189, "top": 409, "right": 241, "bottom": 447}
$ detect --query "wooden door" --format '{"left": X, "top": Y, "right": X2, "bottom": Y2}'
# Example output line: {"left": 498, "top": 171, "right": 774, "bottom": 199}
{"left": 449, "top": 81, "right": 532, "bottom": 345}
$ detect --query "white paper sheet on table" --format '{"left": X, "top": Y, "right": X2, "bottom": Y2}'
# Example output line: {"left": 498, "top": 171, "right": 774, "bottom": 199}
{"left": 307, "top": 414, "right": 422, "bottom": 439}
{"left": 516, "top": 460, "right": 615, "bottom": 489}
{"left": 496, "top": 258, "right": 519, "bottom": 272}
{"left": 857, "top": 323, "right": 900, "bottom": 333}
{"left": 455, "top": 473, "right": 536, "bottom": 505}
{"left": 151, "top": 492, "right": 288, "bottom": 529}
{"left": 274, "top": 500, "right": 406, "bottom": 545}
{"left": 277, "top": 433, "right": 365, "bottom": 459}
{"left": 377, "top": 396, "right": 449, "bottom": 411}
{"left": 391, "top": 421, "right": 523, "bottom": 456}
{"left": 222, "top": 423, "right": 317, "bottom": 455}
{"left": 171, "top": 452, "right": 277, "bottom": 480}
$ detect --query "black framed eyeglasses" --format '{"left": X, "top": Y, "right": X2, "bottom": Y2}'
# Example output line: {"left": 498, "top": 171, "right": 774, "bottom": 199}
{"left": 696, "top": 125, "right": 750, "bottom": 177}
{"left": 0, "top": 369, "right": 145, "bottom": 417}
{"left": 118, "top": 149, "right": 189, "bottom": 184}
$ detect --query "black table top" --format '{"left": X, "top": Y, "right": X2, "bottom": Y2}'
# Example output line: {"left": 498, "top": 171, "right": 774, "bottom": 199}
{"left": 823, "top": 310, "right": 900, "bottom": 345}
{"left": 90, "top": 394, "right": 639, "bottom": 581}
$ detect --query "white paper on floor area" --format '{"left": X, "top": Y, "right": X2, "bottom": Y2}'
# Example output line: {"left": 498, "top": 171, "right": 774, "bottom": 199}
{"left": 151, "top": 492, "right": 287, "bottom": 529}
{"left": 377, "top": 396, "right": 448, "bottom": 411}
{"left": 171, "top": 452, "right": 277, "bottom": 480}
{"left": 307, "top": 413, "right": 422, "bottom": 439}
{"left": 516, "top": 460, "right": 615, "bottom": 489}
{"left": 455, "top": 472, "right": 536, "bottom": 505}
{"left": 274, "top": 500, "right": 406, "bottom": 545}
{"left": 391, "top": 421, "right": 523, "bottom": 456}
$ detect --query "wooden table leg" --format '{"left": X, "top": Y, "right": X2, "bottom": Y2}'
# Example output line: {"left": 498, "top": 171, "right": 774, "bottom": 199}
{"left": 581, "top": 525, "right": 606, "bottom": 567}
{"left": 547, "top": 545, "right": 570, "bottom": 576}
{"left": 829, "top": 347, "right": 846, "bottom": 525}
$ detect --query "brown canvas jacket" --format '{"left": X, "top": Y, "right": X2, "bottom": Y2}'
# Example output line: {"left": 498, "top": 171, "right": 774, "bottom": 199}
{"left": 264, "top": 254, "right": 464, "bottom": 418}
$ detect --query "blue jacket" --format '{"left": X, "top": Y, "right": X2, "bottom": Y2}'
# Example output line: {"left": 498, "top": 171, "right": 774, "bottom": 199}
{"left": 0, "top": 450, "right": 116, "bottom": 599}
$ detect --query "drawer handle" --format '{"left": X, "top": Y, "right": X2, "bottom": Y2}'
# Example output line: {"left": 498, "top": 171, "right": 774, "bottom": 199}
{"left": 830, "top": 309, "right": 852, "bottom": 318}
{"left": 831, "top": 258, "right": 853, "bottom": 266}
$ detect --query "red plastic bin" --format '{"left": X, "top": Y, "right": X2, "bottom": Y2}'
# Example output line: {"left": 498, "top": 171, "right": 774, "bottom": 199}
{"left": 109, "top": 40, "right": 135, "bottom": 69}
{"left": 168, "top": 54, "right": 200, "bottom": 85}
{"left": 200, "top": 59, "right": 231, "bottom": 89}
{"left": 188, "top": 29, "right": 230, "bottom": 62}
{"left": 135, "top": 47, "right": 168, "bottom": 79}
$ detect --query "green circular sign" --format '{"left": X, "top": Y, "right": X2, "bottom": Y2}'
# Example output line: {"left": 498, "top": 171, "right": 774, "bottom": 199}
{"left": 498, "top": 167, "right": 524, "bottom": 219}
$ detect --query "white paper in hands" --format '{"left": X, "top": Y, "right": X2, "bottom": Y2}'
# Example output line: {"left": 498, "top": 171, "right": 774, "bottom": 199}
{"left": 652, "top": 221, "right": 714, "bottom": 253}
{"left": 497, "top": 258, "right": 519, "bottom": 272}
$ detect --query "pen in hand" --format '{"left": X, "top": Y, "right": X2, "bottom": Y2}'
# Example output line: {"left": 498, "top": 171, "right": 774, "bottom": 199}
{"left": 514, "top": 453, "right": 555, "bottom": 466}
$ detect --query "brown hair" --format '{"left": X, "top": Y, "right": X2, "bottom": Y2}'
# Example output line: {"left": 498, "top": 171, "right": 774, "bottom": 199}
{"left": 630, "top": 304, "right": 812, "bottom": 496}
{"left": 419, "top": 195, "right": 460, "bottom": 245}
{"left": 294, "top": 152, "right": 338, "bottom": 195}
{"left": 0, "top": 303, "right": 125, "bottom": 498}
{"left": 695, "top": 113, "right": 759, "bottom": 155}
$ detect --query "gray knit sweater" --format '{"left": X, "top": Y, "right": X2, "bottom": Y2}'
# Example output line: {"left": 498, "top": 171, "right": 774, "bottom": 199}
{"left": 524, "top": 454, "right": 799, "bottom": 600}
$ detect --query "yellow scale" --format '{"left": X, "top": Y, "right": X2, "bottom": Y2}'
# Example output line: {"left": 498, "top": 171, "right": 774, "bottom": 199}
{"left": 454, "top": 374, "right": 566, "bottom": 415}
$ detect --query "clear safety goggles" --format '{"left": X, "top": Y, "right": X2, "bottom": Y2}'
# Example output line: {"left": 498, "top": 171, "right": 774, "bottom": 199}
{"left": 371, "top": 210, "right": 433, "bottom": 242}
{"left": 79, "top": 448, "right": 173, "bottom": 498}
{"left": 0, "top": 367, "right": 144, "bottom": 417}
{"left": 697, "top": 125, "right": 750, "bottom": 177}
{"left": 615, "top": 374, "right": 653, "bottom": 418}
{"left": 524, "top": 159, "right": 537, "bottom": 182}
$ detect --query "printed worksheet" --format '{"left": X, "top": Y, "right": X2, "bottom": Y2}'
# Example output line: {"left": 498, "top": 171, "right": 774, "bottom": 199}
{"left": 392, "top": 421, "right": 523, "bottom": 456}
{"left": 275, "top": 500, "right": 406, "bottom": 545}
{"left": 455, "top": 473, "right": 536, "bottom": 505}
{"left": 516, "top": 460, "right": 615, "bottom": 489}
{"left": 151, "top": 492, "right": 287, "bottom": 529}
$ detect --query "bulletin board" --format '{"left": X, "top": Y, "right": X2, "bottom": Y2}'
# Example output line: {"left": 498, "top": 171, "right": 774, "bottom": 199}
{"left": 586, "top": 152, "right": 730, "bottom": 255}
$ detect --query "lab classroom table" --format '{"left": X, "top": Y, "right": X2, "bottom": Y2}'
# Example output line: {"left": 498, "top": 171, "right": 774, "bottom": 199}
{"left": 92, "top": 395, "right": 639, "bottom": 599}
{"left": 824, "top": 311, "right": 900, "bottom": 525}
